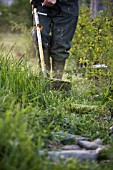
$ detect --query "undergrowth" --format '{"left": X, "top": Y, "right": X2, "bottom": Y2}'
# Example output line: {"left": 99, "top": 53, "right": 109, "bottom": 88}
{"left": 0, "top": 45, "right": 113, "bottom": 170}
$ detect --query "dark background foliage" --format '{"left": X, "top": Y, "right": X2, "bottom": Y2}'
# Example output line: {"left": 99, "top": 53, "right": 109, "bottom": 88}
{"left": 0, "top": 0, "right": 32, "bottom": 30}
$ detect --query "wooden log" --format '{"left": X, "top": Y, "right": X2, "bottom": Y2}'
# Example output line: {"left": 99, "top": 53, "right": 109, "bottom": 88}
{"left": 61, "top": 145, "right": 81, "bottom": 150}
{"left": 39, "top": 150, "right": 98, "bottom": 161}
{"left": 96, "top": 146, "right": 109, "bottom": 160}
{"left": 52, "top": 132, "right": 89, "bottom": 145}
{"left": 93, "top": 139, "right": 102, "bottom": 145}
{"left": 77, "top": 140, "right": 101, "bottom": 150}
{"left": 52, "top": 132, "right": 89, "bottom": 141}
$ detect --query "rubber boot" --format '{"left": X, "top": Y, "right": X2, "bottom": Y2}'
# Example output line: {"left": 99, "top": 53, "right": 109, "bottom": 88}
{"left": 43, "top": 47, "right": 50, "bottom": 77}
{"left": 52, "top": 59, "right": 65, "bottom": 80}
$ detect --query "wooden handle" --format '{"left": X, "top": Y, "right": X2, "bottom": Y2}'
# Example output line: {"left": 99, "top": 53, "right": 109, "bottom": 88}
{"left": 34, "top": 8, "right": 47, "bottom": 78}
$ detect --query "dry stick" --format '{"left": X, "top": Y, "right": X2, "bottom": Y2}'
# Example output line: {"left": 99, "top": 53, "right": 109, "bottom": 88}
{"left": 34, "top": 8, "right": 47, "bottom": 78}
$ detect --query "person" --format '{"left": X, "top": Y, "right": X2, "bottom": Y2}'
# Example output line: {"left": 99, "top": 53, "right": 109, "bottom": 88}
{"left": 30, "top": 0, "right": 79, "bottom": 80}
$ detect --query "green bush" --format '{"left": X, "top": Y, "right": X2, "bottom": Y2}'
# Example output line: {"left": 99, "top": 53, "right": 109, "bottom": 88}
{"left": 69, "top": 8, "right": 113, "bottom": 68}
{"left": 67, "top": 7, "right": 113, "bottom": 100}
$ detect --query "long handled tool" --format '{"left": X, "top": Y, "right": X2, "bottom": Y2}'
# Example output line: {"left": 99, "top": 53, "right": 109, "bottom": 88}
{"left": 33, "top": 7, "right": 47, "bottom": 78}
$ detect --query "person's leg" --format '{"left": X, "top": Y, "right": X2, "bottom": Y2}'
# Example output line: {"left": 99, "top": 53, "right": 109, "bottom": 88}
{"left": 51, "top": 0, "right": 79, "bottom": 79}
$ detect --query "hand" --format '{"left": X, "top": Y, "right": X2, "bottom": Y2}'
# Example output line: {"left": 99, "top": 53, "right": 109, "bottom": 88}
{"left": 42, "top": 0, "right": 57, "bottom": 7}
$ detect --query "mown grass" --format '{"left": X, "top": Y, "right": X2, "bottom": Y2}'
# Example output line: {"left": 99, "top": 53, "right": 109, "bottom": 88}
{"left": 0, "top": 45, "right": 113, "bottom": 170}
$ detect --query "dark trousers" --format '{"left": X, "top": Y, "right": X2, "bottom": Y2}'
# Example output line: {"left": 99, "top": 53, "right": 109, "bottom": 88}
{"left": 36, "top": 0, "right": 79, "bottom": 62}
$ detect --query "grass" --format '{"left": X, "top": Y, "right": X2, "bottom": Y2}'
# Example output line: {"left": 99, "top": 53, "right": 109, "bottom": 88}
{"left": 0, "top": 32, "right": 28, "bottom": 55}
{"left": 0, "top": 31, "right": 40, "bottom": 73}
{"left": 0, "top": 32, "right": 113, "bottom": 170}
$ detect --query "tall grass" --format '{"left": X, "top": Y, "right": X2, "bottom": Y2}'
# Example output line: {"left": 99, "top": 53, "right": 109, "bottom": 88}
{"left": 0, "top": 46, "right": 113, "bottom": 170}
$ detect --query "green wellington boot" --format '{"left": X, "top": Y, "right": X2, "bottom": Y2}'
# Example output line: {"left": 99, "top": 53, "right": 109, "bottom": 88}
{"left": 52, "top": 59, "right": 65, "bottom": 80}
{"left": 43, "top": 48, "right": 50, "bottom": 75}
